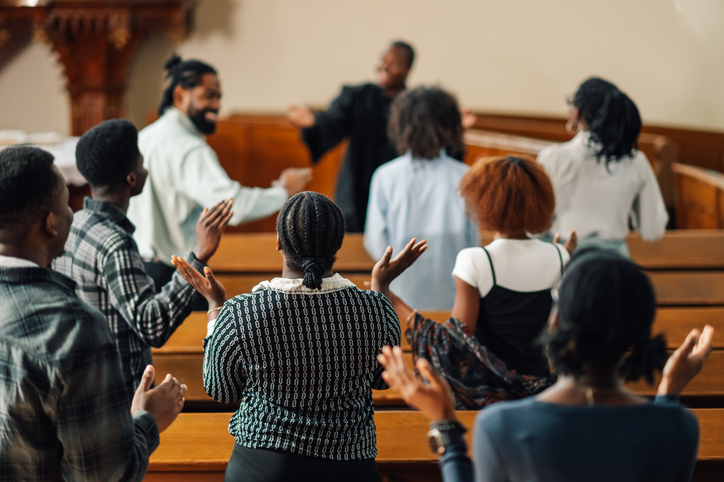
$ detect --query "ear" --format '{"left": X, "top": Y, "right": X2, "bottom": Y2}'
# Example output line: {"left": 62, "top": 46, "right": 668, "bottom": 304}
{"left": 275, "top": 235, "right": 282, "bottom": 252}
{"left": 43, "top": 210, "right": 59, "bottom": 237}
{"left": 549, "top": 312, "right": 561, "bottom": 332}
{"left": 126, "top": 171, "right": 136, "bottom": 190}
{"left": 172, "top": 84, "right": 188, "bottom": 109}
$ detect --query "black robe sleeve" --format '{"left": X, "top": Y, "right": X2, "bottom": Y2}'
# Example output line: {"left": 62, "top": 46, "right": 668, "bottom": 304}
{"left": 300, "top": 86, "right": 356, "bottom": 164}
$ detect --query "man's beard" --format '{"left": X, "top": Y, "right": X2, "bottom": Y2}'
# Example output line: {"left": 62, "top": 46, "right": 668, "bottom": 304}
{"left": 188, "top": 105, "right": 217, "bottom": 135}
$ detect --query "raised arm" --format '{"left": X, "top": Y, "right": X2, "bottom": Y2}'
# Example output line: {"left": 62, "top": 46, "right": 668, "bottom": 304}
{"left": 102, "top": 201, "right": 232, "bottom": 348}
{"left": 657, "top": 325, "right": 714, "bottom": 397}
{"left": 297, "top": 86, "right": 356, "bottom": 163}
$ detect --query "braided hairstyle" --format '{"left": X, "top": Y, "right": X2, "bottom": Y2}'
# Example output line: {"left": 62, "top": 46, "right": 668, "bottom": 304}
{"left": 540, "top": 249, "right": 668, "bottom": 385}
{"left": 158, "top": 53, "right": 217, "bottom": 116}
{"left": 572, "top": 77, "right": 642, "bottom": 169}
{"left": 276, "top": 192, "right": 346, "bottom": 290}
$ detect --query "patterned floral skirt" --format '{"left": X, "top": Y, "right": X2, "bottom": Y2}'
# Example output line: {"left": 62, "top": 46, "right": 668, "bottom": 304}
{"left": 406, "top": 313, "right": 555, "bottom": 410}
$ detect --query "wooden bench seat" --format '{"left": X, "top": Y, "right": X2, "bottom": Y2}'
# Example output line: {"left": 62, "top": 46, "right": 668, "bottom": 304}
{"left": 153, "top": 306, "right": 724, "bottom": 410}
{"left": 143, "top": 410, "right": 724, "bottom": 482}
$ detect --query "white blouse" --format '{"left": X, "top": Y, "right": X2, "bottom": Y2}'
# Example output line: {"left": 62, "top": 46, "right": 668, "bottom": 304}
{"left": 537, "top": 132, "right": 668, "bottom": 242}
{"left": 452, "top": 238, "right": 569, "bottom": 297}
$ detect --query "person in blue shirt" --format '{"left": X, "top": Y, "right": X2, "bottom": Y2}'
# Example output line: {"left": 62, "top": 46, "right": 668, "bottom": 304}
{"left": 378, "top": 249, "right": 713, "bottom": 482}
{"left": 364, "top": 86, "right": 479, "bottom": 311}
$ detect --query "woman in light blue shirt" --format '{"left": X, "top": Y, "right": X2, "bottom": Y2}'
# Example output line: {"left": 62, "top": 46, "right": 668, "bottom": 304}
{"left": 364, "top": 86, "right": 479, "bottom": 311}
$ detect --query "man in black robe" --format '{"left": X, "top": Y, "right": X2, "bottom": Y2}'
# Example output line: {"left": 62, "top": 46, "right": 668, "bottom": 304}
{"left": 288, "top": 41, "right": 414, "bottom": 232}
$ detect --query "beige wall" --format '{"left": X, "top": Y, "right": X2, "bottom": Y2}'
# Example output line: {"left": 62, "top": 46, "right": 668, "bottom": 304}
{"left": 2, "top": 0, "right": 724, "bottom": 135}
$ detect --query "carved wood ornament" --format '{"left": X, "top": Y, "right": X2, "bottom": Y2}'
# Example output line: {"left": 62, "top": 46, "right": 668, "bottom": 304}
{"left": 0, "top": 1, "right": 195, "bottom": 135}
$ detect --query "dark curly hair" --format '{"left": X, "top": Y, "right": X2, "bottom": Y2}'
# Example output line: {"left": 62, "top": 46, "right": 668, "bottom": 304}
{"left": 75, "top": 119, "right": 139, "bottom": 188}
{"left": 459, "top": 156, "right": 554, "bottom": 235}
{"left": 276, "top": 192, "right": 346, "bottom": 290}
{"left": 0, "top": 146, "right": 59, "bottom": 234}
{"left": 387, "top": 86, "right": 464, "bottom": 160}
{"left": 390, "top": 40, "right": 415, "bottom": 69}
{"left": 158, "top": 53, "right": 217, "bottom": 116}
{"left": 572, "top": 77, "right": 642, "bottom": 168}
{"left": 540, "top": 249, "right": 668, "bottom": 384}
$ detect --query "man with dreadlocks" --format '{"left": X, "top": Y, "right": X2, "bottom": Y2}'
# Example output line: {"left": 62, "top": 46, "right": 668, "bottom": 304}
{"left": 170, "top": 192, "right": 426, "bottom": 482}
{"left": 128, "top": 54, "right": 311, "bottom": 289}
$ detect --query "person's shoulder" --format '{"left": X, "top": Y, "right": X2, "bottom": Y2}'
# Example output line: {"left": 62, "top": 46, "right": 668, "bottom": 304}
{"left": 456, "top": 246, "right": 485, "bottom": 262}
{"left": 476, "top": 398, "right": 539, "bottom": 434}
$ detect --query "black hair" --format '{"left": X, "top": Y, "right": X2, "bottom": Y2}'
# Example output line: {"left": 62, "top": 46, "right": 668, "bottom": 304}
{"left": 0, "top": 146, "right": 59, "bottom": 233}
{"left": 390, "top": 40, "right": 415, "bottom": 69}
{"left": 276, "top": 192, "right": 346, "bottom": 290}
{"left": 158, "top": 53, "right": 217, "bottom": 116}
{"left": 541, "top": 249, "right": 668, "bottom": 385}
{"left": 572, "top": 77, "right": 642, "bottom": 168}
{"left": 75, "top": 119, "right": 140, "bottom": 188}
{"left": 388, "top": 86, "right": 464, "bottom": 160}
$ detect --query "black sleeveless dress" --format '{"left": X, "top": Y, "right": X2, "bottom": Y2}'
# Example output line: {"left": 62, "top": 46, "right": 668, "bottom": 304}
{"left": 474, "top": 245, "right": 563, "bottom": 377}
{"left": 406, "top": 244, "right": 562, "bottom": 409}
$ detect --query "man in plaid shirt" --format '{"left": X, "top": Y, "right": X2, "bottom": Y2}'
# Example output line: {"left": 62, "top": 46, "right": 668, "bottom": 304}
{"left": 54, "top": 119, "right": 233, "bottom": 401}
{"left": 0, "top": 146, "right": 186, "bottom": 480}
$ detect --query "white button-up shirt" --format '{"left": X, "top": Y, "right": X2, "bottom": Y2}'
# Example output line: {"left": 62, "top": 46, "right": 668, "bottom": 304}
{"left": 127, "top": 107, "right": 288, "bottom": 264}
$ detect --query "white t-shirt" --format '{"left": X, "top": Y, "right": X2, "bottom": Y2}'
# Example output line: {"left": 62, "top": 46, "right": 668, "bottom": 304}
{"left": 537, "top": 131, "right": 668, "bottom": 242}
{"left": 452, "top": 238, "right": 570, "bottom": 297}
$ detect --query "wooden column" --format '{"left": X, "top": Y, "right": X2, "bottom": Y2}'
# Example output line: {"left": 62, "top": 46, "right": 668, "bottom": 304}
{"left": 0, "top": 1, "right": 195, "bottom": 135}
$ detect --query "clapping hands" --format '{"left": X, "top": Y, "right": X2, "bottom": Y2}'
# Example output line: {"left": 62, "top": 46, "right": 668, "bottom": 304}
{"left": 658, "top": 325, "right": 714, "bottom": 396}
{"left": 370, "top": 238, "right": 427, "bottom": 299}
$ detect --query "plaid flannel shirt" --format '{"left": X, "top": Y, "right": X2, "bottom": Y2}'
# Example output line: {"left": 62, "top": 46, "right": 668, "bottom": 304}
{"left": 53, "top": 198, "right": 203, "bottom": 400}
{"left": 0, "top": 266, "right": 159, "bottom": 481}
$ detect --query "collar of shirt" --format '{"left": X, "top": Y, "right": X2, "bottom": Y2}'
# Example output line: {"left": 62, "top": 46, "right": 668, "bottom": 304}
{"left": 0, "top": 262, "right": 77, "bottom": 292}
{"left": 82, "top": 197, "right": 136, "bottom": 234}
{"left": 0, "top": 255, "right": 39, "bottom": 268}
{"left": 252, "top": 273, "right": 357, "bottom": 294}
{"left": 163, "top": 106, "right": 204, "bottom": 139}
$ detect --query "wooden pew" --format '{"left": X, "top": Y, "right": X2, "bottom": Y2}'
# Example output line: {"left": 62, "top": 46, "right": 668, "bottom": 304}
{"left": 143, "top": 410, "right": 724, "bottom": 482}
{"left": 673, "top": 163, "right": 724, "bottom": 229}
{"left": 207, "top": 115, "right": 677, "bottom": 234}
{"left": 153, "top": 305, "right": 724, "bottom": 410}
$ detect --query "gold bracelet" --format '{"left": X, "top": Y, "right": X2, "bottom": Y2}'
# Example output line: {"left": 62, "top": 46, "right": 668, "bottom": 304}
{"left": 207, "top": 306, "right": 223, "bottom": 315}
{"left": 406, "top": 309, "right": 418, "bottom": 325}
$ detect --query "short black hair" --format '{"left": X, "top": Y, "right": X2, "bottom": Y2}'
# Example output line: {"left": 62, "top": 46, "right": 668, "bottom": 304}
{"left": 276, "top": 192, "right": 345, "bottom": 290}
{"left": 0, "top": 146, "right": 59, "bottom": 231}
{"left": 390, "top": 40, "right": 415, "bottom": 69}
{"left": 540, "top": 250, "right": 667, "bottom": 384}
{"left": 572, "top": 77, "right": 642, "bottom": 167}
{"left": 388, "top": 85, "right": 464, "bottom": 160}
{"left": 158, "top": 53, "right": 217, "bottom": 116}
{"left": 75, "top": 119, "right": 140, "bottom": 188}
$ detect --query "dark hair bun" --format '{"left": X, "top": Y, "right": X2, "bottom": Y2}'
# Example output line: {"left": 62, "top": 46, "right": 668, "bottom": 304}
{"left": 164, "top": 53, "right": 183, "bottom": 74}
{"left": 619, "top": 333, "right": 668, "bottom": 384}
{"left": 301, "top": 257, "right": 326, "bottom": 290}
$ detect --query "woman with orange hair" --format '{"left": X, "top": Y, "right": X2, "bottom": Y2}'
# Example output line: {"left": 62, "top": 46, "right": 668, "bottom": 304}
{"left": 390, "top": 156, "right": 576, "bottom": 409}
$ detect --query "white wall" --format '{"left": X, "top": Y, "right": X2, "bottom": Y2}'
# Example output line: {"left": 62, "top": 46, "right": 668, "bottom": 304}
{"left": 2, "top": 0, "right": 724, "bottom": 134}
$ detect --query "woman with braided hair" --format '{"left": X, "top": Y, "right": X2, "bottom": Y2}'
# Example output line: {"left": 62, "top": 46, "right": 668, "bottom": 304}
{"left": 172, "top": 191, "right": 426, "bottom": 482}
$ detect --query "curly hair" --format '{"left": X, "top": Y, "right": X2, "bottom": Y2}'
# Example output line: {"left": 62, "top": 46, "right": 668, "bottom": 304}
{"left": 572, "top": 77, "right": 642, "bottom": 168}
{"left": 75, "top": 119, "right": 139, "bottom": 188}
{"left": 387, "top": 86, "right": 464, "bottom": 160}
{"left": 539, "top": 250, "right": 667, "bottom": 384}
{"left": 0, "top": 146, "right": 59, "bottom": 234}
{"left": 459, "top": 156, "right": 554, "bottom": 234}
{"left": 276, "top": 192, "right": 346, "bottom": 290}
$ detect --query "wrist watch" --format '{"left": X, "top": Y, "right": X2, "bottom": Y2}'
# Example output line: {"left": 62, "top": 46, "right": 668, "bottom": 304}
{"left": 428, "top": 420, "right": 467, "bottom": 455}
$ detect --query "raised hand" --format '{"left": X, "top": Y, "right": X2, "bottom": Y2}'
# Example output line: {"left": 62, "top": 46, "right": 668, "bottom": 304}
{"left": 553, "top": 230, "right": 577, "bottom": 256}
{"left": 171, "top": 256, "right": 226, "bottom": 311}
{"left": 378, "top": 346, "right": 457, "bottom": 422}
{"left": 130, "top": 365, "right": 186, "bottom": 433}
{"left": 287, "top": 104, "right": 316, "bottom": 128}
{"left": 193, "top": 198, "right": 234, "bottom": 264}
{"left": 370, "top": 238, "right": 427, "bottom": 299}
{"left": 273, "top": 167, "right": 313, "bottom": 197}
{"left": 658, "top": 325, "right": 714, "bottom": 396}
